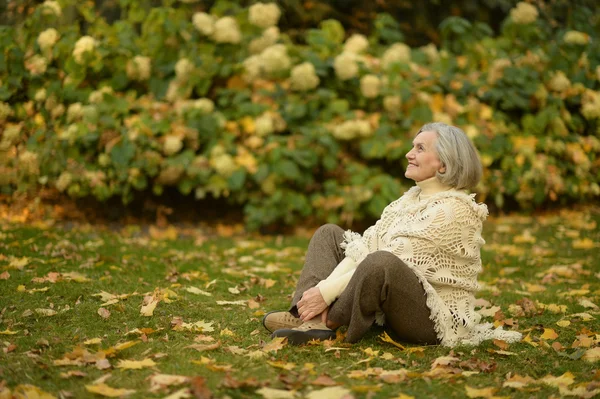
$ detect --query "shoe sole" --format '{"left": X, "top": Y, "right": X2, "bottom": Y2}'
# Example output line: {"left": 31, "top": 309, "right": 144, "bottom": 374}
{"left": 271, "top": 329, "right": 336, "bottom": 345}
{"left": 262, "top": 311, "right": 302, "bottom": 333}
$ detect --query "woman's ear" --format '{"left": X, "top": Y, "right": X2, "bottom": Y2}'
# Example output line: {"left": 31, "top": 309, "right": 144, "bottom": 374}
{"left": 439, "top": 163, "right": 446, "bottom": 174}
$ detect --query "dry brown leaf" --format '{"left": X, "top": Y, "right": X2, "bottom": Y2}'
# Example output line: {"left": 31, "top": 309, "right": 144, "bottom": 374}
{"left": 262, "top": 337, "right": 287, "bottom": 353}
{"left": 97, "top": 308, "right": 111, "bottom": 319}
{"left": 85, "top": 383, "right": 136, "bottom": 397}
{"left": 163, "top": 388, "right": 192, "bottom": 399}
{"left": 35, "top": 308, "right": 57, "bottom": 317}
{"left": 311, "top": 375, "right": 338, "bottom": 386}
{"left": 582, "top": 347, "right": 600, "bottom": 362}
{"left": 140, "top": 296, "right": 159, "bottom": 317}
{"left": 190, "top": 376, "right": 212, "bottom": 399}
{"left": 540, "top": 371, "right": 575, "bottom": 387}
{"left": 0, "top": 271, "right": 10, "bottom": 280}
{"left": 185, "top": 342, "right": 221, "bottom": 352}
{"left": 502, "top": 374, "right": 536, "bottom": 389}
{"left": 147, "top": 374, "right": 190, "bottom": 392}
{"left": 379, "top": 331, "right": 406, "bottom": 350}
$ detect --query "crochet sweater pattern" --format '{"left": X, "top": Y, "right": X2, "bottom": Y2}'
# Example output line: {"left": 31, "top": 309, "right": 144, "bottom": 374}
{"left": 316, "top": 178, "right": 523, "bottom": 347}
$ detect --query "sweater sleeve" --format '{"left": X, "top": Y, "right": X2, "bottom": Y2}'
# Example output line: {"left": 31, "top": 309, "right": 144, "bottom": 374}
{"left": 316, "top": 257, "right": 357, "bottom": 305}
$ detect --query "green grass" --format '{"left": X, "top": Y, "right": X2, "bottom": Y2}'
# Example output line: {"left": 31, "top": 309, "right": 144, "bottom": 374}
{"left": 0, "top": 207, "right": 599, "bottom": 399}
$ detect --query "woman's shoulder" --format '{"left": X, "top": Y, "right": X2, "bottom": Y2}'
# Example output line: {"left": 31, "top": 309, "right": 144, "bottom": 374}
{"left": 428, "top": 190, "right": 489, "bottom": 221}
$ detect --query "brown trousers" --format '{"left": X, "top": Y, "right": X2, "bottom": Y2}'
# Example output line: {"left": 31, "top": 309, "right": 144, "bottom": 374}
{"left": 290, "top": 224, "right": 438, "bottom": 345}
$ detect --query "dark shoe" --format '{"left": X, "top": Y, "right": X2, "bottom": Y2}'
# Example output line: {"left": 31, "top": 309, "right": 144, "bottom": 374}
{"left": 271, "top": 320, "right": 335, "bottom": 345}
{"left": 262, "top": 311, "right": 303, "bottom": 333}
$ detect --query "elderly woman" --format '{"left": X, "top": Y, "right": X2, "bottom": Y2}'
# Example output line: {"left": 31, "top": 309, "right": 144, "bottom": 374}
{"left": 263, "top": 122, "right": 522, "bottom": 347}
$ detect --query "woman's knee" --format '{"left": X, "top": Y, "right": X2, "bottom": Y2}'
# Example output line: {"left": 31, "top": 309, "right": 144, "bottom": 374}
{"left": 315, "top": 223, "right": 344, "bottom": 238}
{"left": 356, "top": 251, "right": 401, "bottom": 276}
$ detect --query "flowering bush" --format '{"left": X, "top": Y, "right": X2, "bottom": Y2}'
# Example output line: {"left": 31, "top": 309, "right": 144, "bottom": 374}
{"left": 0, "top": 0, "right": 599, "bottom": 229}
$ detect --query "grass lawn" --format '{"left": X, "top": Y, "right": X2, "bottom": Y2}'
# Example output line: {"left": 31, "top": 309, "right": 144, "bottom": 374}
{"left": 0, "top": 205, "right": 599, "bottom": 398}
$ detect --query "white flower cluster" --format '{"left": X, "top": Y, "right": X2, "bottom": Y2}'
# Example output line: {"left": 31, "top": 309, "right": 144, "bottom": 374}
{"left": 55, "top": 172, "right": 72, "bottom": 192}
{"left": 581, "top": 90, "right": 600, "bottom": 120}
{"left": 34, "top": 88, "right": 47, "bottom": 102}
{"left": 421, "top": 43, "right": 439, "bottom": 63}
{"left": 210, "top": 145, "right": 237, "bottom": 177}
{"left": 73, "top": 36, "right": 97, "bottom": 64}
{"left": 383, "top": 96, "right": 401, "bottom": 113}
{"left": 18, "top": 151, "right": 39, "bottom": 176}
{"left": 344, "top": 34, "right": 368, "bottom": 54}
{"left": 89, "top": 86, "right": 114, "bottom": 104}
{"left": 244, "top": 44, "right": 291, "bottom": 80}
{"left": 41, "top": 0, "right": 61, "bottom": 16}
{"left": 382, "top": 43, "right": 411, "bottom": 70}
{"left": 249, "top": 2, "right": 281, "bottom": 29}
{"left": 163, "top": 135, "right": 183, "bottom": 156}
{"left": 213, "top": 17, "right": 242, "bottom": 44}
{"left": 38, "top": 28, "right": 59, "bottom": 52}
{"left": 192, "top": 12, "right": 215, "bottom": 36}
{"left": 360, "top": 74, "right": 381, "bottom": 98}
{"left": 25, "top": 55, "right": 48, "bottom": 76}
{"left": 334, "top": 52, "right": 359, "bottom": 80}
{"left": 249, "top": 27, "right": 279, "bottom": 54}
{"left": 175, "top": 58, "right": 195, "bottom": 80}
{"left": 487, "top": 59, "right": 512, "bottom": 85}
{"left": 0, "top": 101, "right": 13, "bottom": 123}
{"left": 0, "top": 124, "right": 20, "bottom": 150}
{"left": 510, "top": 2, "right": 538, "bottom": 25}
{"left": 187, "top": 98, "right": 215, "bottom": 113}
{"left": 331, "top": 120, "right": 372, "bottom": 140}
{"left": 126, "top": 55, "right": 151, "bottom": 81}
{"left": 564, "top": 31, "right": 589, "bottom": 45}
{"left": 548, "top": 71, "right": 570, "bottom": 92}
{"left": 290, "top": 62, "right": 320, "bottom": 91}
{"left": 67, "top": 102, "right": 83, "bottom": 122}
{"left": 255, "top": 113, "right": 274, "bottom": 136}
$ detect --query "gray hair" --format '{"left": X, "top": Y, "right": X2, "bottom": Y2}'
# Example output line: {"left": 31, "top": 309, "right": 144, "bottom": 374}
{"left": 417, "top": 122, "right": 482, "bottom": 190}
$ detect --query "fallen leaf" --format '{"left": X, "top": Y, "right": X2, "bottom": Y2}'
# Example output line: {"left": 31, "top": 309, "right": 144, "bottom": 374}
{"left": 163, "top": 388, "right": 192, "bottom": 399}
{"left": 311, "top": 375, "right": 338, "bottom": 386}
{"left": 502, "top": 374, "right": 536, "bottom": 389}
{"left": 465, "top": 385, "right": 496, "bottom": 398}
{"left": 256, "top": 387, "right": 296, "bottom": 399}
{"left": 305, "top": 386, "right": 350, "bottom": 399}
{"left": 572, "top": 238, "right": 595, "bottom": 249}
{"left": 185, "top": 287, "right": 212, "bottom": 296}
{"left": 0, "top": 329, "right": 19, "bottom": 335}
{"left": 267, "top": 360, "right": 296, "bottom": 370}
{"left": 35, "top": 308, "right": 57, "bottom": 317}
{"left": 147, "top": 374, "right": 190, "bottom": 392}
{"left": 216, "top": 300, "right": 247, "bottom": 306}
{"left": 582, "top": 347, "right": 600, "bottom": 362}
{"left": 84, "top": 338, "right": 102, "bottom": 345}
{"left": 185, "top": 342, "right": 220, "bottom": 352}
{"left": 60, "top": 370, "right": 87, "bottom": 378}
{"left": 190, "top": 376, "right": 212, "bottom": 399}
{"left": 540, "top": 328, "right": 558, "bottom": 340}
{"left": 12, "top": 384, "right": 56, "bottom": 399}
{"left": 98, "top": 308, "right": 111, "bottom": 319}
{"left": 228, "top": 286, "right": 241, "bottom": 294}
{"left": 140, "top": 296, "right": 159, "bottom": 316}
{"left": 391, "top": 394, "right": 415, "bottom": 399}
{"left": 220, "top": 328, "right": 234, "bottom": 337}
{"left": 578, "top": 298, "right": 599, "bottom": 310}
{"left": 85, "top": 383, "right": 136, "bottom": 397}
{"left": 8, "top": 256, "right": 30, "bottom": 270}
{"left": 540, "top": 371, "right": 575, "bottom": 387}
{"left": 262, "top": 337, "right": 287, "bottom": 353}
{"left": 0, "top": 271, "right": 9, "bottom": 280}
{"left": 556, "top": 320, "right": 571, "bottom": 327}
{"left": 116, "top": 358, "right": 157, "bottom": 370}
{"left": 379, "top": 331, "right": 406, "bottom": 350}
{"left": 477, "top": 306, "right": 501, "bottom": 317}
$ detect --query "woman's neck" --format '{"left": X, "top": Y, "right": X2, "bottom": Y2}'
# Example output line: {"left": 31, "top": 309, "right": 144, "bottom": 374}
{"left": 416, "top": 176, "right": 452, "bottom": 199}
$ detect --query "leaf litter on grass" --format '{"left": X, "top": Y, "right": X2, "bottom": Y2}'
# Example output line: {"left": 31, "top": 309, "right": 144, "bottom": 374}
{"left": 0, "top": 205, "right": 599, "bottom": 398}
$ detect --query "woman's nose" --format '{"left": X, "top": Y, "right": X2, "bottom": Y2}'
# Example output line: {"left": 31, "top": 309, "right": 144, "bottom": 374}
{"left": 406, "top": 149, "right": 414, "bottom": 159}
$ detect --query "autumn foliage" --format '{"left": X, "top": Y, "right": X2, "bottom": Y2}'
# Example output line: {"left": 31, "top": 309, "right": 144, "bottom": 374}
{"left": 0, "top": 0, "right": 599, "bottom": 228}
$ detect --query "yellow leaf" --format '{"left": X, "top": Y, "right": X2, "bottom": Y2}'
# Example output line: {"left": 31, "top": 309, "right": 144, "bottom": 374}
{"left": 522, "top": 333, "right": 538, "bottom": 347}
{"left": 465, "top": 385, "right": 496, "bottom": 398}
{"left": 216, "top": 300, "right": 247, "bottom": 306}
{"left": 572, "top": 238, "right": 595, "bottom": 249}
{"left": 98, "top": 308, "right": 111, "bottom": 319}
{"left": 0, "top": 329, "right": 19, "bottom": 335}
{"left": 255, "top": 387, "right": 296, "bottom": 398}
{"left": 85, "top": 383, "right": 136, "bottom": 397}
{"left": 502, "top": 374, "right": 536, "bottom": 389}
{"left": 305, "top": 386, "right": 350, "bottom": 399}
{"left": 540, "top": 328, "right": 558, "bottom": 340}
{"left": 116, "top": 358, "right": 156, "bottom": 370}
{"left": 62, "top": 272, "right": 90, "bottom": 282}
{"left": 362, "top": 347, "right": 380, "bottom": 358}
{"left": 379, "top": 331, "right": 406, "bottom": 350}
{"left": 162, "top": 388, "right": 192, "bottom": 399}
{"left": 84, "top": 338, "right": 102, "bottom": 345}
{"left": 185, "top": 286, "right": 212, "bottom": 296}
{"left": 8, "top": 256, "right": 30, "bottom": 270}
{"left": 140, "top": 297, "right": 159, "bottom": 316}
{"left": 556, "top": 320, "right": 571, "bottom": 327}
{"left": 391, "top": 395, "right": 415, "bottom": 399}
{"left": 12, "top": 384, "right": 56, "bottom": 399}
{"left": 220, "top": 328, "right": 234, "bottom": 336}
{"left": 582, "top": 347, "right": 600, "bottom": 362}
{"left": 149, "top": 225, "right": 178, "bottom": 240}
{"left": 267, "top": 360, "right": 296, "bottom": 370}
{"left": 262, "top": 337, "right": 287, "bottom": 353}
{"left": 148, "top": 374, "right": 189, "bottom": 392}
{"left": 113, "top": 340, "right": 140, "bottom": 351}
{"left": 261, "top": 278, "right": 277, "bottom": 289}
{"left": 35, "top": 308, "right": 57, "bottom": 317}
{"left": 248, "top": 299, "right": 260, "bottom": 309}
{"left": 524, "top": 283, "right": 546, "bottom": 293}
{"left": 540, "top": 371, "right": 575, "bottom": 387}
{"left": 17, "top": 285, "right": 26, "bottom": 292}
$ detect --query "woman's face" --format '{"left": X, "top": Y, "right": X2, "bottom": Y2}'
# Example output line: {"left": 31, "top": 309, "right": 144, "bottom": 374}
{"left": 405, "top": 130, "right": 445, "bottom": 182}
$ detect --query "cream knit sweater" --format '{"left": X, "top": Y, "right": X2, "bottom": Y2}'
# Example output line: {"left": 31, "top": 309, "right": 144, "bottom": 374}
{"left": 316, "top": 177, "right": 522, "bottom": 347}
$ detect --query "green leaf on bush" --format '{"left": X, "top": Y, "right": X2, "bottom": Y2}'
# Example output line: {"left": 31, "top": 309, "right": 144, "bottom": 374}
{"left": 110, "top": 137, "right": 135, "bottom": 167}
{"left": 228, "top": 169, "right": 246, "bottom": 191}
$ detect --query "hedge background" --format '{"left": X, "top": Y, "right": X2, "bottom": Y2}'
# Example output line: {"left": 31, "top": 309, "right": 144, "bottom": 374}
{"left": 1, "top": 0, "right": 599, "bottom": 229}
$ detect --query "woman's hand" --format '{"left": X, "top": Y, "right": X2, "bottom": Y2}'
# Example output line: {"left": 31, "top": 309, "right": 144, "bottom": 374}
{"left": 297, "top": 287, "right": 327, "bottom": 321}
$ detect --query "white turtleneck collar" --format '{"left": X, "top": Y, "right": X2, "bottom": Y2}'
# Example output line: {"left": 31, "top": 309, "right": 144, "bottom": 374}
{"left": 415, "top": 176, "right": 452, "bottom": 200}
